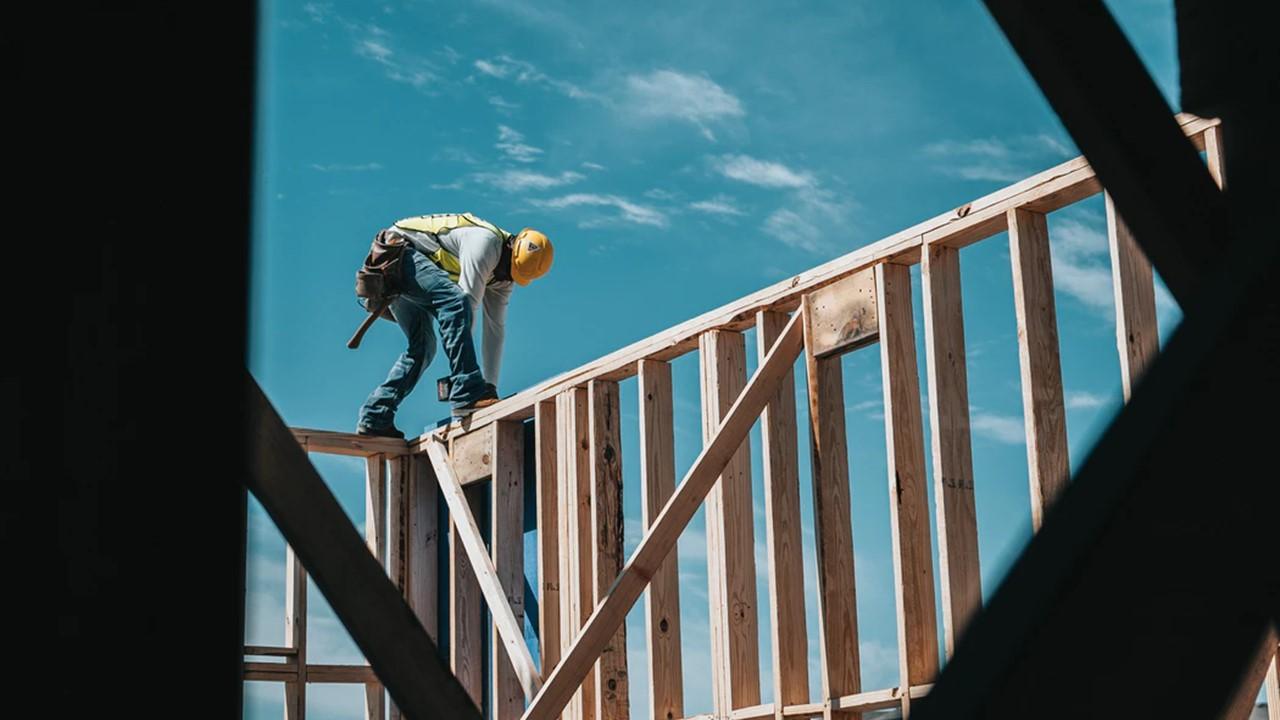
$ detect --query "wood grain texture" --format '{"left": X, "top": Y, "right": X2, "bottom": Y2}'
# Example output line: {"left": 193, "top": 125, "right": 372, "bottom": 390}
{"left": 638, "top": 359, "right": 684, "bottom": 720}
{"left": 700, "top": 330, "right": 762, "bottom": 714}
{"left": 365, "top": 455, "right": 388, "bottom": 720}
{"left": 1267, "top": 643, "right": 1279, "bottom": 720}
{"left": 589, "top": 381, "right": 630, "bottom": 720}
{"left": 388, "top": 456, "right": 410, "bottom": 720}
{"left": 1204, "top": 124, "right": 1226, "bottom": 191}
{"left": 284, "top": 546, "right": 307, "bottom": 720}
{"left": 493, "top": 421, "right": 528, "bottom": 720}
{"left": 801, "top": 298, "right": 861, "bottom": 719}
{"left": 535, "top": 400, "right": 562, "bottom": 676}
{"left": 557, "top": 387, "right": 595, "bottom": 720}
{"left": 409, "top": 456, "right": 439, "bottom": 641}
{"left": 876, "top": 263, "right": 940, "bottom": 706}
{"left": 756, "top": 311, "right": 810, "bottom": 712}
{"left": 522, "top": 313, "right": 804, "bottom": 720}
{"left": 450, "top": 482, "right": 485, "bottom": 711}
{"left": 1008, "top": 208, "right": 1070, "bottom": 530}
{"left": 450, "top": 424, "right": 496, "bottom": 485}
{"left": 920, "top": 245, "right": 981, "bottom": 659}
{"left": 292, "top": 427, "right": 410, "bottom": 458}
{"left": 803, "top": 269, "right": 879, "bottom": 357}
{"left": 1105, "top": 193, "right": 1160, "bottom": 402}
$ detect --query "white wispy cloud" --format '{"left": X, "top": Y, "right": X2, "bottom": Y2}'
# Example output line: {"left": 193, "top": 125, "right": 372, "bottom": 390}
{"left": 309, "top": 162, "right": 383, "bottom": 172}
{"left": 581, "top": 161, "right": 606, "bottom": 171}
{"left": 495, "top": 125, "right": 543, "bottom": 163}
{"left": 688, "top": 195, "right": 745, "bottom": 217}
{"left": 1049, "top": 215, "right": 1117, "bottom": 313}
{"left": 489, "top": 95, "right": 520, "bottom": 112}
{"left": 532, "top": 193, "right": 668, "bottom": 228}
{"left": 474, "top": 54, "right": 598, "bottom": 101}
{"left": 763, "top": 186, "right": 855, "bottom": 254}
{"left": 473, "top": 169, "right": 584, "bottom": 192}
{"left": 970, "top": 410, "right": 1026, "bottom": 444}
{"left": 354, "top": 32, "right": 436, "bottom": 89}
{"left": 713, "top": 154, "right": 814, "bottom": 188}
{"left": 1065, "top": 389, "right": 1109, "bottom": 409}
{"left": 623, "top": 70, "right": 744, "bottom": 141}
{"left": 923, "top": 133, "right": 1075, "bottom": 182}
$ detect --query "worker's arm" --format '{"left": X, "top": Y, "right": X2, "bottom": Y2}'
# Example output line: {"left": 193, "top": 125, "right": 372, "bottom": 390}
{"left": 452, "top": 227, "right": 507, "bottom": 384}
{"left": 481, "top": 282, "right": 512, "bottom": 386}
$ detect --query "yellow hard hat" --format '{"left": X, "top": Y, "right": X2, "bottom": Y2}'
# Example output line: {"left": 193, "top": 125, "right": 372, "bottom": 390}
{"left": 510, "top": 228, "right": 553, "bottom": 286}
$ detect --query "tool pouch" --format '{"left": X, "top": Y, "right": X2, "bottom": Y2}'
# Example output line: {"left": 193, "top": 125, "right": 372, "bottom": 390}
{"left": 348, "top": 230, "right": 408, "bottom": 348}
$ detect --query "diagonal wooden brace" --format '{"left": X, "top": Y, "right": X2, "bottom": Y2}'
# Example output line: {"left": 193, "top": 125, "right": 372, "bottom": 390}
{"left": 522, "top": 310, "right": 806, "bottom": 720}
{"left": 424, "top": 439, "right": 544, "bottom": 700}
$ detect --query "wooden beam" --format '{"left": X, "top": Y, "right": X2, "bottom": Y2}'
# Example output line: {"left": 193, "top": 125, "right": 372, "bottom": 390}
{"left": 427, "top": 439, "right": 544, "bottom": 701}
{"left": 1105, "top": 192, "right": 1160, "bottom": 402}
{"left": 306, "top": 664, "right": 380, "bottom": 684}
{"left": 920, "top": 244, "right": 981, "bottom": 659}
{"left": 756, "top": 311, "right": 810, "bottom": 715}
{"left": 557, "top": 386, "right": 595, "bottom": 720}
{"left": 388, "top": 456, "right": 411, "bottom": 720}
{"left": 638, "top": 359, "right": 684, "bottom": 720}
{"left": 1008, "top": 208, "right": 1070, "bottom": 530}
{"left": 802, "top": 269, "right": 879, "bottom": 357}
{"left": 451, "top": 424, "right": 496, "bottom": 485}
{"left": 245, "top": 377, "right": 480, "bottom": 720}
{"left": 522, "top": 312, "right": 805, "bottom": 720}
{"left": 284, "top": 545, "right": 307, "bottom": 720}
{"left": 589, "top": 380, "right": 629, "bottom": 719}
{"left": 365, "top": 455, "right": 387, "bottom": 720}
{"left": 700, "top": 330, "right": 762, "bottom": 714}
{"left": 451, "top": 481, "right": 484, "bottom": 710}
{"left": 245, "top": 645, "right": 298, "bottom": 657}
{"left": 1204, "top": 124, "right": 1226, "bottom": 191}
{"left": 1221, "top": 627, "right": 1279, "bottom": 720}
{"left": 493, "top": 421, "right": 528, "bottom": 720}
{"left": 292, "top": 427, "right": 409, "bottom": 458}
{"left": 801, "top": 297, "right": 861, "bottom": 719}
{"left": 534, "top": 400, "right": 562, "bottom": 676}
{"left": 1267, "top": 644, "right": 1279, "bottom": 720}
{"left": 409, "top": 455, "right": 439, "bottom": 641}
{"left": 876, "top": 263, "right": 940, "bottom": 714}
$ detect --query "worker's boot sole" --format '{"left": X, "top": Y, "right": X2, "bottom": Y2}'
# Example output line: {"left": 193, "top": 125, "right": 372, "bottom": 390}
{"left": 451, "top": 396, "right": 500, "bottom": 418}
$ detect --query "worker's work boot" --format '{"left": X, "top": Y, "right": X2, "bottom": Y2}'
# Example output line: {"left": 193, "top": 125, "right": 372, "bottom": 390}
{"left": 356, "top": 423, "right": 406, "bottom": 440}
{"left": 451, "top": 388, "right": 500, "bottom": 417}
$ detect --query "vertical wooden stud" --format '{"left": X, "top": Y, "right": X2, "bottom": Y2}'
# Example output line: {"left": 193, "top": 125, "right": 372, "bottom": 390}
{"left": 801, "top": 298, "right": 861, "bottom": 719}
{"left": 1105, "top": 194, "right": 1160, "bottom": 402}
{"left": 365, "top": 455, "right": 387, "bottom": 720}
{"left": 699, "top": 330, "right": 762, "bottom": 715}
{"left": 451, "top": 482, "right": 485, "bottom": 711}
{"left": 493, "top": 421, "right": 527, "bottom": 720}
{"left": 921, "top": 245, "right": 981, "bottom": 659}
{"left": 558, "top": 387, "right": 595, "bottom": 720}
{"left": 877, "top": 263, "right": 940, "bottom": 716}
{"left": 284, "top": 545, "right": 307, "bottom": 720}
{"left": 536, "top": 401, "right": 562, "bottom": 676}
{"left": 1008, "top": 207, "right": 1070, "bottom": 530}
{"left": 756, "top": 311, "right": 810, "bottom": 716}
{"left": 638, "top": 359, "right": 684, "bottom": 720}
{"left": 589, "top": 380, "right": 629, "bottom": 719}
{"left": 388, "top": 456, "right": 410, "bottom": 720}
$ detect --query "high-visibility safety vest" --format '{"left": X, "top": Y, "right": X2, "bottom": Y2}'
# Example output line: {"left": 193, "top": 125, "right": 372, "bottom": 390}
{"left": 393, "top": 213, "right": 512, "bottom": 284}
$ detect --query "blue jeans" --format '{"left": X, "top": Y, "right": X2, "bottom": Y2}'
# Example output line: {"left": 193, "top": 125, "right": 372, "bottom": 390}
{"left": 357, "top": 247, "right": 488, "bottom": 430}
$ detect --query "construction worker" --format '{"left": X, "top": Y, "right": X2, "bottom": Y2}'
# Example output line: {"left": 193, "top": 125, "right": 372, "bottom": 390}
{"left": 356, "top": 212, "right": 554, "bottom": 438}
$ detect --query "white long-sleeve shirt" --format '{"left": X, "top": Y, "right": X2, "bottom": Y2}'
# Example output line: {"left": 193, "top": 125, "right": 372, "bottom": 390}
{"left": 390, "top": 224, "right": 513, "bottom": 385}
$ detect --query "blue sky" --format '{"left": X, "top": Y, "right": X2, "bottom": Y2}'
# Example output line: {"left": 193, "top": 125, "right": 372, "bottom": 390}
{"left": 245, "top": 1, "right": 1193, "bottom": 717}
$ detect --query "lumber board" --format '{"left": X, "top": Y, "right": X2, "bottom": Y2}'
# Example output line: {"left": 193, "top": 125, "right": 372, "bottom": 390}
{"left": 1222, "top": 627, "right": 1279, "bottom": 720}
{"left": 1008, "top": 208, "right": 1070, "bottom": 530}
{"left": 306, "top": 664, "right": 380, "bottom": 684}
{"left": 245, "top": 377, "right": 480, "bottom": 720}
{"left": 1267, "top": 644, "right": 1279, "bottom": 720}
{"left": 700, "top": 330, "right": 762, "bottom": 714}
{"left": 557, "top": 387, "right": 595, "bottom": 720}
{"left": 244, "top": 662, "right": 297, "bottom": 683}
{"left": 284, "top": 545, "right": 307, "bottom": 719}
{"left": 800, "top": 298, "right": 861, "bottom": 719}
{"left": 409, "top": 455, "right": 439, "bottom": 641}
{"left": 408, "top": 117, "right": 1216, "bottom": 444}
{"left": 521, "top": 312, "right": 804, "bottom": 720}
{"left": 876, "top": 263, "right": 940, "bottom": 705}
{"left": 427, "top": 439, "right": 544, "bottom": 701}
{"left": 1204, "top": 124, "right": 1226, "bottom": 191}
{"left": 589, "top": 380, "right": 629, "bottom": 720}
{"left": 638, "top": 359, "right": 684, "bottom": 720}
{"left": 920, "top": 244, "right": 981, "bottom": 659}
{"left": 451, "top": 424, "right": 496, "bottom": 485}
{"left": 756, "top": 311, "right": 810, "bottom": 711}
{"left": 450, "top": 482, "right": 484, "bottom": 710}
{"left": 493, "top": 421, "right": 528, "bottom": 720}
{"left": 365, "top": 455, "right": 387, "bottom": 720}
{"left": 244, "top": 645, "right": 297, "bottom": 657}
{"left": 1105, "top": 193, "right": 1160, "bottom": 402}
{"left": 292, "top": 427, "right": 409, "bottom": 457}
{"left": 534, "top": 400, "right": 562, "bottom": 675}
{"left": 803, "top": 268, "right": 879, "bottom": 358}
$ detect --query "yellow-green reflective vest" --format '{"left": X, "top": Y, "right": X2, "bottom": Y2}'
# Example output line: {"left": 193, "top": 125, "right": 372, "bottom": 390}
{"left": 393, "top": 213, "right": 512, "bottom": 284}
